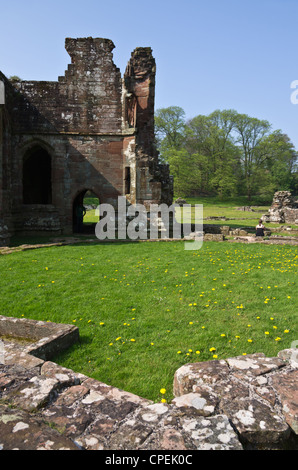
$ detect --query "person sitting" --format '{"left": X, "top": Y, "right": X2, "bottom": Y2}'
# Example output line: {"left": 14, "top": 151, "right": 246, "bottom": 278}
{"left": 255, "top": 220, "right": 265, "bottom": 237}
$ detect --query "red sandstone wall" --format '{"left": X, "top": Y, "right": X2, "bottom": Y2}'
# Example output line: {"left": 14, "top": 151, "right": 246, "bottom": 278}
{"left": 0, "top": 38, "right": 173, "bottom": 237}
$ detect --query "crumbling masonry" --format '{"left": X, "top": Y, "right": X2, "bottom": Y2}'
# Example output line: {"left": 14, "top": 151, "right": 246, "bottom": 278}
{"left": 0, "top": 37, "right": 173, "bottom": 245}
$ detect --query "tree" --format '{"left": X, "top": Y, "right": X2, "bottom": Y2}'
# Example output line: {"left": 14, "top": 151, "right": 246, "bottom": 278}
{"left": 155, "top": 106, "right": 298, "bottom": 199}
{"left": 155, "top": 106, "right": 186, "bottom": 158}
{"left": 185, "top": 110, "right": 241, "bottom": 197}
{"left": 9, "top": 76, "right": 22, "bottom": 82}
{"left": 234, "top": 114, "right": 272, "bottom": 200}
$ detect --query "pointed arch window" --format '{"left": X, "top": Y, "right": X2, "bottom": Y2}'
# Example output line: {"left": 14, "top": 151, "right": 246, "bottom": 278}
{"left": 23, "top": 146, "right": 52, "bottom": 204}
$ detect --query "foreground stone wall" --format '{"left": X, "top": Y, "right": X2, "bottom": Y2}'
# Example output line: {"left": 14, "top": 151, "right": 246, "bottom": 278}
{"left": 0, "top": 316, "right": 297, "bottom": 450}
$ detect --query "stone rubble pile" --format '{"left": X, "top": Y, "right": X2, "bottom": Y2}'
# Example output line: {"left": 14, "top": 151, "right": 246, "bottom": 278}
{"left": 262, "top": 191, "right": 298, "bottom": 225}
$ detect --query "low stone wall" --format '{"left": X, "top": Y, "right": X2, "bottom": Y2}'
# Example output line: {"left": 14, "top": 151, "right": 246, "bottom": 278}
{"left": 0, "top": 316, "right": 297, "bottom": 450}
{"left": 0, "top": 315, "right": 79, "bottom": 361}
{"left": 174, "top": 352, "right": 298, "bottom": 450}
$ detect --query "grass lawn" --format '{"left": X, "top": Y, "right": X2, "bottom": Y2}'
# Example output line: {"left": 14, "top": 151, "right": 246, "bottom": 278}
{"left": 0, "top": 239, "right": 297, "bottom": 403}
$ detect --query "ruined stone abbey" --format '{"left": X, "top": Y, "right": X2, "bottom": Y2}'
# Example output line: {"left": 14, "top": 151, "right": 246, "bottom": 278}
{"left": 0, "top": 37, "right": 173, "bottom": 245}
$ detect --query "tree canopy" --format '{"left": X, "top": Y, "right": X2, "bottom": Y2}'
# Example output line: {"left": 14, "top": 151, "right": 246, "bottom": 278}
{"left": 155, "top": 107, "right": 298, "bottom": 201}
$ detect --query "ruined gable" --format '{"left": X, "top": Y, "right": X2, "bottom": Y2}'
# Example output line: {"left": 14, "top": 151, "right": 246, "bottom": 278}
{"left": 0, "top": 37, "right": 173, "bottom": 244}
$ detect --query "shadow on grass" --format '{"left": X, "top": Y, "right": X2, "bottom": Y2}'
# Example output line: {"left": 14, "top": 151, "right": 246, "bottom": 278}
{"left": 51, "top": 333, "right": 93, "bottom": 364}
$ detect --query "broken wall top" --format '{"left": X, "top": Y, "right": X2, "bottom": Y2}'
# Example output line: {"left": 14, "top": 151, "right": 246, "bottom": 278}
{"left": 6, "top": 37, "right": 157, "bottom": 137}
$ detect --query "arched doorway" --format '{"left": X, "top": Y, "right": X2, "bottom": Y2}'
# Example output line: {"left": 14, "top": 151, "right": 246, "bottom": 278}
{"left": 23, "top": 146, "right": 52, "bottom": 204}
{"left": 73, "top": 190, "right": 100, "bottom": 234}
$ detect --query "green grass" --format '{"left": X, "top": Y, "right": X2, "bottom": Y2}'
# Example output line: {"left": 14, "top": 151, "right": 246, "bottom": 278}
{"left": 83, "top": 209, "right": 99, "bottom": 224}
{"left": 84, "top": 196, "right": 298, "bottom": 236}
{"left": 0, "top": 240, "right": 297, "bottom": 402}
{"left": 175, "top": 196, "right": 298, "bottom": 234}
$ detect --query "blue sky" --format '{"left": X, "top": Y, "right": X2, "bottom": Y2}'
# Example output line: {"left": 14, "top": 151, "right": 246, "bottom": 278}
{"left": 1, "top": 0, "right": 298, "bottom": 149}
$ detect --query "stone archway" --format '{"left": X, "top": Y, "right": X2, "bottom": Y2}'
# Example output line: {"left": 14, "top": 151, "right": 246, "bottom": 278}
{"left": 73, "top": 189, "right": 100, "bottom": 234}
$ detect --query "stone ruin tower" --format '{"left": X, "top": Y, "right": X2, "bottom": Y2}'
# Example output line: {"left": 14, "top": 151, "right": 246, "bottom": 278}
{"left": 0, "top": 37, "right": 173, "bottom": 245}
{"left": 262, "top": 191, "right": 298, "bottom": 225}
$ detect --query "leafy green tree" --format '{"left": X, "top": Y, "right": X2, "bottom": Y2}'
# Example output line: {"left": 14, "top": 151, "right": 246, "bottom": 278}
{"left": 155, "top": 106, "right": 298, "bottom": 199}
{"left": 185, "top": 110, "right": 241, "bottom": 197}
{"left": 233, "top": 114, "right": 271, "bottom": 200}
{"left": 258, "top": 131, "right": 298, "bottom": 192}
{"left": 155, "top": 106, "right": 186, "bottom": 157}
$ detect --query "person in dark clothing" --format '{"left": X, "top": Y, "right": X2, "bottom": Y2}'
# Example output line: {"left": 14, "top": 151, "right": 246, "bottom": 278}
{"left": 255, "top": 219, "right": 265, "bottom": 237}
{"left": 75, "top": 204, "right": 86, "bottom": 233}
